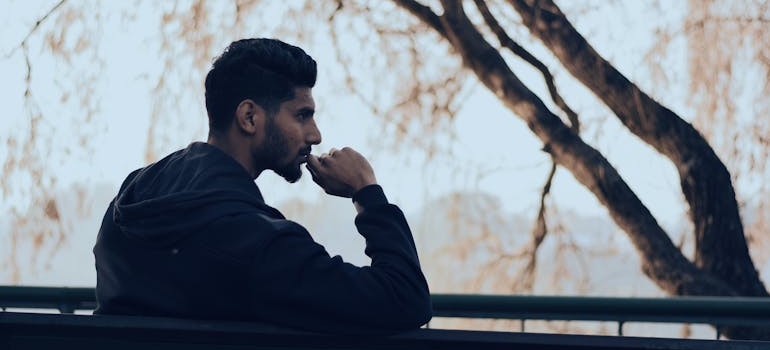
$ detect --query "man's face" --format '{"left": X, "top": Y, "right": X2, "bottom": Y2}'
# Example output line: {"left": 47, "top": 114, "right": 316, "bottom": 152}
{"left": 255, "top": 87, "right": 321, "bottom": 183}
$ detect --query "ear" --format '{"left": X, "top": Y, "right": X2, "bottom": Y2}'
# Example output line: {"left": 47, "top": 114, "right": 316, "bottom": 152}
{"left": 234, "top": 99, "right": 265, "bottom": 135}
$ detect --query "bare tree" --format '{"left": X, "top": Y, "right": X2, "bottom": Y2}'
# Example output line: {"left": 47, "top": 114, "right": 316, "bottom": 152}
{"left": 4, "top": 0, "right": 769, "bottom": 339}
{"left": 649, "top": 0, "right": 770, "bottom": 271}
{"left": 386, "top": 0, "right": 768, "bottom": 339}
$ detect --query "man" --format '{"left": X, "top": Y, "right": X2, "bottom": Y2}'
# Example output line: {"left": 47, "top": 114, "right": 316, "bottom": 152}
{"left": 93, "top": 38, "right": 432, "bottom": 333}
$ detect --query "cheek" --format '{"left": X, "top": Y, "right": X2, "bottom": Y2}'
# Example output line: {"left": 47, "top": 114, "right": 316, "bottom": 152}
{"left": 285, "top": 126, "right": 305, "bottom": 144}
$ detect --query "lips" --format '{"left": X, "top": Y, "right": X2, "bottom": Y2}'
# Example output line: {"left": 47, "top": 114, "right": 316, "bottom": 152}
{"left": 298, "top": 147, "right": 311, "bottom": 163}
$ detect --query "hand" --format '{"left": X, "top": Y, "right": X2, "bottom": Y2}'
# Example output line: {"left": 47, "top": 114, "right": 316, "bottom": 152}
{"left": 305, "top": 147, "right": 377, "bottom": 198}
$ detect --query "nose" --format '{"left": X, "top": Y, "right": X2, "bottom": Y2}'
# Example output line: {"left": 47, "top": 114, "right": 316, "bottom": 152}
{"left": 306, "top": 120, "right": 322, "bottom": 145}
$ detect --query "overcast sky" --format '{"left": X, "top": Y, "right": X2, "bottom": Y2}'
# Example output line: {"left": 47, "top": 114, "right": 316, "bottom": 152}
{"left": 1, "top": 1, "right": 742, "bottom": 288}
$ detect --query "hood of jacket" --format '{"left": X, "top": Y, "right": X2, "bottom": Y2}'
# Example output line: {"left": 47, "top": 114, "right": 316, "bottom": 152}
{"left": 112, "top": 142, "right": 282, "bottom": 245}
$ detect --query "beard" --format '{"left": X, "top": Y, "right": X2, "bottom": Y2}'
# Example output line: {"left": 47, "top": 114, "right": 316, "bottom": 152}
{"left": 275, "top": 158, "right": 303, "bottom": 183}
{"left": 259, "top": 119, "right": 303, "bottom": 183}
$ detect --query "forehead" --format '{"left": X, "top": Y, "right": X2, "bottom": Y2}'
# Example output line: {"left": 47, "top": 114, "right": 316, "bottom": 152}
{"left": 281, "top": 87, "right": 315, "bottom": 111}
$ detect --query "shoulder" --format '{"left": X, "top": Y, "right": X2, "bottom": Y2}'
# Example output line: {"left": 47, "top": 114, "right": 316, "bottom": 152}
{"left": 193, "top": 211, "right": 313, "bottom": 257}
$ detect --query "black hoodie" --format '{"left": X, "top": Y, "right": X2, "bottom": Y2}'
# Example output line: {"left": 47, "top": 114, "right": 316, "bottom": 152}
{"left": 93, "top": 142, "right": 432, "bottom": 333}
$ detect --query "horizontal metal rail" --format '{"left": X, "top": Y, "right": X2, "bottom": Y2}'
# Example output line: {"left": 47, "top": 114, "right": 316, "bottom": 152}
{"left": 431, "top": 293, "right": 770, "bottom": 325}
{"left": 430, "top": 293, "right": 770, "bottom": 338}
{"left": 2, "top": 311, "right": 768, "bottom": 349}
{"left": 3, "top": 286, "right": 770, "bottom": 337}
{"left": 0, "top": 286, "right": 96, "bottom": 313}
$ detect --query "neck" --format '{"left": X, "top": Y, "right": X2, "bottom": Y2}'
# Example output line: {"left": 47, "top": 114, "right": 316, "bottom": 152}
{"left": 207, "top": 132, "right": 262, "bottom": 179}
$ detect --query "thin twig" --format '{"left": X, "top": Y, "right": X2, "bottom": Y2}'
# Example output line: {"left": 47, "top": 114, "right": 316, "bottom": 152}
{"left": 473, "top": 0, "right": 580, "bottom": 132}
{"left": 471, "top": 0, "right": 575, "bottom": 291}
{"left": 391, "top": 0, "right": 445, "bottom": 35}
{"left": 328, "top": 0, "right": 343, "bottom": 21}
{"left": 4, "top": 0, "right": 68, "bottom": 59}
{"left": 520, "top": 160, "right": 557, "bottom": 289}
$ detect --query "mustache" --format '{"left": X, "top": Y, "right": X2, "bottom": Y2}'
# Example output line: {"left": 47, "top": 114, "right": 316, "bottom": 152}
{"left": 299, "top": 147, "right": 311, "bottom": 156}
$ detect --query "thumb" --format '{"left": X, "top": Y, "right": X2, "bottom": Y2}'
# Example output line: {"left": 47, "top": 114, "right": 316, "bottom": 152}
{"left": 306, "top": 155, "right": 323, "bottom": 184}
{"left": 306, "top": 154, "right": 323, "bottom": 171}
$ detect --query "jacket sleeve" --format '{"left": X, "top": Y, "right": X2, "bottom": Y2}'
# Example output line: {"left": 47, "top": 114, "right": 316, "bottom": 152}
{"left": 247, "top": 185, "right": 432, "bottom": 334}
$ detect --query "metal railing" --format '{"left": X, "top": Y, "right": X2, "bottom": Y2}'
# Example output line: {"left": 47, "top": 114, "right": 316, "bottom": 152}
{"left": 430, "top": 293, "right": 770, "bottom": 338}
{"left": 3, "top": 286, "right": 770, "bottom": 339}
{"left": 0, "top": 286, "right": 95, "bottom": 313}
{"left": 4, "top": 310, "right": 767, "bottom": 350}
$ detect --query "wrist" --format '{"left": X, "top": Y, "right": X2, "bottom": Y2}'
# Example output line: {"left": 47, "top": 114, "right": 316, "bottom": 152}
{"left": 352, "top": 184, "right": 388, "bottom": 211}
{"left": 354, "top": 175, "right": 377, "bottom": 192}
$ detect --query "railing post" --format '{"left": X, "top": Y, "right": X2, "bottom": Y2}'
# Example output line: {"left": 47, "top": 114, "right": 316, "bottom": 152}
{"left": 618, "top": 321, "right": 624, "bottom": 336}
{"left": 58, "top": 303, "right": 75, "bottom": 314}
{"left": 520, "top": 319, "right": 526, "bottom": 332}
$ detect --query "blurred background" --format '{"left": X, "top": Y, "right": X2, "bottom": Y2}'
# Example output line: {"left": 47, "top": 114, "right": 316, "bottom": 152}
{"left": 1, "top": 0, "right": 769, "bottom": 337}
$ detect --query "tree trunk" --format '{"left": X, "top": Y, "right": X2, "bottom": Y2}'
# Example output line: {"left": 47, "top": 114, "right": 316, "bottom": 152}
{"left": 393, "top": 0, "right": 770, "bottom": 339}
{"left": 507, "top": 0, "right": 767, "bottom": 299}
{"left": 506, "top": 0, "right": 769, "bottom": 339}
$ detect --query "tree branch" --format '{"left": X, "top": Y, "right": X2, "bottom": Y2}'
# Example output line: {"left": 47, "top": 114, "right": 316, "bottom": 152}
{"left": 391, "top": 0, "right": 445, "bottom": 35}
{"left": 327, "top": 0, "right": 344, "bottom": 21}
{"left": 4, "top": 0, "right": 68, "bottom": 59}
{"left": 472, "top": 0, "right": 579, "bottom": 132}
{"left": 521, "top": 160, "right": 557, "bottom": 290}
{"left": 468, "top": 1, "right": 579, "bottom": 291}
{"left": 508, "top": 0, "right": 767, "bottom": 299}
{"left": 425, "top": 0, "right": 735, "bottom": 298}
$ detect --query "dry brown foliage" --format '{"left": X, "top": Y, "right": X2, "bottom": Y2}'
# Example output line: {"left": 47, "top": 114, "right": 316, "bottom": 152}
{"left": 3, "top": 5, "right": 769, "bottom": 335}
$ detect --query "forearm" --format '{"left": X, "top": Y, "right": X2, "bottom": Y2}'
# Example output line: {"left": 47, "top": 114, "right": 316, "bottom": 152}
{"left": 247, "top": 186, "right": 431, "bottom": 332}
{"left": 353, "top": 185, "right": 431, "bottom": 320}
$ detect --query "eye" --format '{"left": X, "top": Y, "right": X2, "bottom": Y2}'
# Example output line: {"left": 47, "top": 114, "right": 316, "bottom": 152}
{"left": 297, "top": 110, "right": 314, "bottom": 121}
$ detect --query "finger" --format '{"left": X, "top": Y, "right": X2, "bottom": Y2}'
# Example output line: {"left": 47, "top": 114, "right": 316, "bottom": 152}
{"left": 305, "top": 161, "right": 324, "bottom": 186}
{"left": 305, "top": 160, "right": 317, "bottom": 176}
{"left": 305, "top": 164, "right": 321, "bottom": 183}
{"left": 319, "top": 151, "right": 338, "bottom": 165}
{"left": 318, "top": 152, "right": 330, "bottom": 162}
{"left": 306, "top": 154, "right": 323, "bottom": 171}
{"left": 328, "top": 147, "right": 338, "bottom": 157}
{"left": 307, "top": 155, "right": 332, "bottom": 179}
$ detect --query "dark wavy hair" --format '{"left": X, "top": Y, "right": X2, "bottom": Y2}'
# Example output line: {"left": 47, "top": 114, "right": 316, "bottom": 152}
{"left": 204, "top": 38, "right": 317, "bottom": 133}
